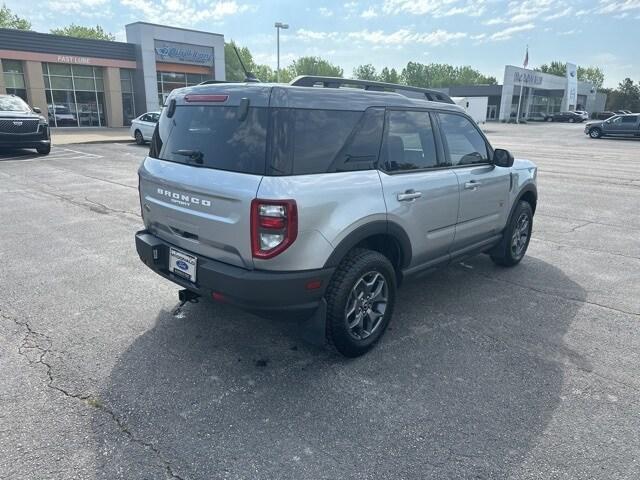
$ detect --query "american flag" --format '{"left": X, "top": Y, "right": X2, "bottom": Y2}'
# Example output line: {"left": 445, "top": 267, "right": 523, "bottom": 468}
{"left": 523, "top": 46, "right": 529, "bottom": 68}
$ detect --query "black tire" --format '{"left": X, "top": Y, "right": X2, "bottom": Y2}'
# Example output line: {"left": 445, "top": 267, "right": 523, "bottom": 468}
{"left": 134, "top": 130, "right": 145, "bottom": 145}
{"left": 325, "top": 248, "right": 396, "bottom": 357}
{"left": 589, "top": 127, "right": 602, "bottom": 139}
{"left": 490, "top": 201, "right": 533, "bottom": 267}
{"left": 568, "top": 117, "right": 575, "bottom": 123}
{"left": 36, "top": 144, "right": 51, "bottom": 155}
{"left": 546, "top": 117, "right": 553, "bottom": 122}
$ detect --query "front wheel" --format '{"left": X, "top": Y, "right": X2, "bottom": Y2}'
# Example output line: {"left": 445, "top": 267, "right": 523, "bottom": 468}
{"left": 325, "top": 249, "right": 396, "bottom": 357}
{"left": 491, "top": 201, "right": 533, "bottom": 267}
{"left": 36, "top": 144, "right": 51, "bottom": 155}
{"left": 569, "top": 118, "right": 575, "bottom": 123}
{"left": 546, "top": 117, "right": 553, "bottom": 122}
{"left": 134, "top": 130, "right": 145, "bottom": 145}
{"left": 589, "top": 128, "right": 602, "bottom": 139}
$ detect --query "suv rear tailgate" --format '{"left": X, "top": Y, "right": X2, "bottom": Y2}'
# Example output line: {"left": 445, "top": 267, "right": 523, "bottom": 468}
{"left": 139, "top": 157, "right": 261, "bottom": 269}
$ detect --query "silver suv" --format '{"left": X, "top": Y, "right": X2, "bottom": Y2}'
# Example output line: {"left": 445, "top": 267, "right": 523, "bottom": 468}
{"left": 135, "top": 76, "right": 538, "bottom": 357}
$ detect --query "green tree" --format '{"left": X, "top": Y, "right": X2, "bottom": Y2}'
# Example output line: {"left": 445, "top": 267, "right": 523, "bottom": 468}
{"left": 353, "top": 64, "right": 378, "bottom": 80}
{"left": 577, "top": 66, "right": 605, "bottom": 89}
{"left": 379, "top": 67, "right": 400, "bottom": 84}
{"left": 605, "top": 78, "right": 640, "bottom": 111}
{"left": 50, "top": 24, "right": 114, "bottom": 41}
{"left": 288, "top": 56, "right": 343, "bottom": 78}
{"left": 0, "top": 4, "right": 31, "bottom": 30}
{"left": 400, "top": 62, "right": 496, "bottom": 88}
{"left": 536, "top": 61, "right": 605, "bottom": 89}
{"left": 224, "top": 41, "right": 258, "bottom": 81}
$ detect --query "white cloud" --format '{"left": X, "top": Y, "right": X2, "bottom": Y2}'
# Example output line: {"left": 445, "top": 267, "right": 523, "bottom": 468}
{"left": 119, "top": 0, "right": 252, "bottom": 27}
{"left": 383, "top": 0, "right": 487, "bottom": 17}
{"left": 296, "top": 27, "right": 467, "bottom": 47}
{"left": 361, "top": 7, "right": 378, "bottom": 18}
{"left": 599, "top": 0, "right": 640, "bottom": 14}
{"left": 318, "top": 7, "right": 334, "bottom": 17}
{"left": 544, "top": 6, "right": 572, "bottom": 20}
{"left": 48, "top": 0, "right": 110, "bottom": 16}
{"left": 489, "top": 23, "right": 535, "bottom": 41}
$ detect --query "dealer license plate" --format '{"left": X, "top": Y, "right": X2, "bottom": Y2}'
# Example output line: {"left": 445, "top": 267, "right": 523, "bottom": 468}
{"left": 169, "top": 248, "right": 197, "bottom": 283}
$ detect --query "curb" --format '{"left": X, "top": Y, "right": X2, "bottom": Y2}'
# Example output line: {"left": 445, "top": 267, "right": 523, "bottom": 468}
{"left": 52, "top": 139, "right": 134, "bottom": 146}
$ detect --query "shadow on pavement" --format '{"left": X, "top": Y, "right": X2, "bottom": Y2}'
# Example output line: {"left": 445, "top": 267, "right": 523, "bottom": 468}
{"left": 93, "top": 255, "right": 585, "bottom": 479}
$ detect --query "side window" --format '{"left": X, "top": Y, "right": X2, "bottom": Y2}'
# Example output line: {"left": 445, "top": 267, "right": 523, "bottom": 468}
{"left": 438, "top": 113, "right": 490, "bottom": 166}
{"left": 381, "top": 110, "right": 438, "bottom": 172}
{"left": 610, "top": 116, "right": 622, "bottom": 124}
{"left": 269, "top": 108, "right": 362, "bottom": 175}
{"left": 621, "top": 115, "right": 638, "bottom": 124}
{"left": 150, "top": 113, "right": 160, "bottom": 123}
{"left": 140, "top": 114, "right": 151, "bottom": 122}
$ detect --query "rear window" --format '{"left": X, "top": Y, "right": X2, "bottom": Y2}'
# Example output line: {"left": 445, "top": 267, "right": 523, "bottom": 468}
{"left": 158, "top": 106, "right": 268, "bottom": 175}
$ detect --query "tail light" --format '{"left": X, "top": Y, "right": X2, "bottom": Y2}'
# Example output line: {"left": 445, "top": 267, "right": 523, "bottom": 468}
{"left": 251, "top": 199, "right": 297, "bottom": 259}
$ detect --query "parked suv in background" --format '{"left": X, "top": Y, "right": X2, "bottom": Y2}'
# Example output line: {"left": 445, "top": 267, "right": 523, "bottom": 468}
{"left": 571, "top": 110, "right": 589, "bottom": 121}
{"left": 135, "top": 77, "right": 538, "bottom": 357}
{"left": 585, "top": 114, "right": 640, "bottom": 138}
{"left": 0, "top": 94, "right": 51, "bottom": 155}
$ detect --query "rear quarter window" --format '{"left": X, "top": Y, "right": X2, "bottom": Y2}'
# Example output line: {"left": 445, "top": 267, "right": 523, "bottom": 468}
{"left": 269, "top": 108, "right": 382, "bottom": 175}
{"left": 157, "top": 105, "right": 268, "bottom": 175}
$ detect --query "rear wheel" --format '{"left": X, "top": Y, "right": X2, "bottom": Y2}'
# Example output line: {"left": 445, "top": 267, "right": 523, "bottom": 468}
{"left": 325, "top": 249, "right": 396, "bottom": 357}
{"left": 491, "top": 201, "right": 533, "bottom": 267}
{"left": 36, "top": 144, "right": 51, "bottom": 155}
{"left": 589, "top": 128, "right": 602, "bottom": 139}
{"left": 569, "top": 117, "right": 575, "bottom": 123}
{"left": 546, "top": 117, "right": 553, "bottom": 122}
{"left": 134, "top": 130, "right": 145, "bottom": 145}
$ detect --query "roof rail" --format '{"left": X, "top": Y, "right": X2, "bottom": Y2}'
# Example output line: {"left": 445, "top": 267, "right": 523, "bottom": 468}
{"left": 289, "top": 75, "right": 455, "bottom": 104}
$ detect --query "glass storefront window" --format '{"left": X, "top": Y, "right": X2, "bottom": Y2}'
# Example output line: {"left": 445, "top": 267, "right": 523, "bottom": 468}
{"left": 2, "top": 59, "right": 28, "bottom": 101}
{"left": 156, "top": 70, "right": 212, "bottom": 107}
{"left": 120, "top": 69, "right": 136, "bottom": 126}
{"left": 43, "top": 62, "right": 106, "bottom": 127}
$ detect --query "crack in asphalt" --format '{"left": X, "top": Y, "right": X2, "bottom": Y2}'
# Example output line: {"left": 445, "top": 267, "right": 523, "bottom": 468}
{"left": 1, "top": 309, "right": 185, "bottom": 480}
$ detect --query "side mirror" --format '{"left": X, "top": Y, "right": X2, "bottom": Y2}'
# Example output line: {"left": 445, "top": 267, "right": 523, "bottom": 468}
{"left": 32, "top": 107, "right": 41, "bottom": 113}
{"left": 493, "top": 148, "right": 514, "bottom": 168}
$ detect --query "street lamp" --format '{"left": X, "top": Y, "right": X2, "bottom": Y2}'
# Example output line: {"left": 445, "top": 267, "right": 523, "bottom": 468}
{"left": 274, "top": 22, "right": 289, "bottom": 83}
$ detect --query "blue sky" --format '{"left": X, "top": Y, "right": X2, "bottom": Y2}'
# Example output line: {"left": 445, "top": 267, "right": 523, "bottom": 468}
{"left": 6, "top": 0, "right": 640, "bottom": 87}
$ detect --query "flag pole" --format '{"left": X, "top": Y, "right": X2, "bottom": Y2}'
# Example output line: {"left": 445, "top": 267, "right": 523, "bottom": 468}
{"left": 515, "top": 45, "right": 528, "bottom": 124}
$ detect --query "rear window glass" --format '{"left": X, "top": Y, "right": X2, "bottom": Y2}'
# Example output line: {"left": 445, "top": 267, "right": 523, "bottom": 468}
{"left": 269, "top": 109, "right": 363, "bottom": 175}
{"left": 158, "top": 106, "right": 268, "bottom": 174}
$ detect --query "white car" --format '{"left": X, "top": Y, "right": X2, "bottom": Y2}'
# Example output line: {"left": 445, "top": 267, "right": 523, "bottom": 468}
{"left": 130, "top": 112, "right": 160, "bottom": 145}
{"left": 572, "top": 110, "right": 589, "bottom": 121}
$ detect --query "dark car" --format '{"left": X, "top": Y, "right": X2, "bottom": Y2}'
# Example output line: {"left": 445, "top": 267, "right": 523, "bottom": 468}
{"left": 585, "top": 114, "right": 640, "bottom": 139}
{"left": 526, "top": 112, "right": 551, "bottom": 122}
{"left": 548, "top": 111, "right": 584, "bottom": 123}
{"left": 594, "top": 111, "right": 616, "bottom": 120}
{"left": 0, "top": 95, "right": 51, "bottom": 155}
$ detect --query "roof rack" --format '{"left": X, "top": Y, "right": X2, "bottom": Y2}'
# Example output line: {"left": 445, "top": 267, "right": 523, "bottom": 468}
{"left": 289, "top": 76, "right": 455, "bottom": 104}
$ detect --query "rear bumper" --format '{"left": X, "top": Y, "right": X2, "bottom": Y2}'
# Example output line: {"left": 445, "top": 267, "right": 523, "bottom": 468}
{"left": 135, "top": 230, "right": 335, "bottom": 318}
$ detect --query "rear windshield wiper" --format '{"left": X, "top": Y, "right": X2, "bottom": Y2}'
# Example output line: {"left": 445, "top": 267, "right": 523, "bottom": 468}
{"left": 173, "top": 149, "right": 204, "bottom": 164}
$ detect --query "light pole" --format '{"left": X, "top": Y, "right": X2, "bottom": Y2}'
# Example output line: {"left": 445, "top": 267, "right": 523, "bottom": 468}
{"left": 274, "top": 22, "right": 289, "bottom": 83}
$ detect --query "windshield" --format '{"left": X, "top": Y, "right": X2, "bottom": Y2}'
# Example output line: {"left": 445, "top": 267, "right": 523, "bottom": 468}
{"left": 158, "top": 105, "right": 268, "bottom": 175}
{"left": 0, "top": 96, "right": 30, "bottom": 112}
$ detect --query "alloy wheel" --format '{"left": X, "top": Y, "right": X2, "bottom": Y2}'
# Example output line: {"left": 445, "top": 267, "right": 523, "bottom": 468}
{"left": 344, "top": 271, "right": 388, "bottom": 340}
{"left": 511, "top": 212, "right": 530, "bottom": 259}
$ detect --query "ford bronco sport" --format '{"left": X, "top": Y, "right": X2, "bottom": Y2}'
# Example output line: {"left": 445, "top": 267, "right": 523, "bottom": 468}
{"left": 135, "top": 76, "right": 537, "bottom": 357}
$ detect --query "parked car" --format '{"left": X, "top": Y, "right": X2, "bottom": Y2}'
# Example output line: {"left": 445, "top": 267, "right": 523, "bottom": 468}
{"left": 0, "top": 94, "right": 51, "bottom": 155}
{"left": 548, "top": 111, "right": 585, "bottom": 123}
{"left": 135, "top": 76, "right": 538, "bottom": 357}
{"left": 130, "top": 112, "right": 160, "bottom": 145}
{"left": 585, "top": 114, "right": 640, "bottom": 139}
{"left": 47, "top": 105, "right": 77, "bottom": 126}
{"left": 593, "top": 111, "right": 616, "bottom": 120}
{"left": 526, "top": 112, "right": 551, "bottom": 122}
{"left": 571, "top": 110, "right": 589, "bottom": 121}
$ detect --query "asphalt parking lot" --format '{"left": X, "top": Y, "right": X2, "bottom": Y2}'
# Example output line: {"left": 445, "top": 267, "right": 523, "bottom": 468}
{"left": 1, "top": 122, "right": 638, "bottom": 479}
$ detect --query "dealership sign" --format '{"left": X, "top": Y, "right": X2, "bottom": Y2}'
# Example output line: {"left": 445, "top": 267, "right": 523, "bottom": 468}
{"left": 57, "top": 55, "right": 91, "bottom": 64}
{"left": 154, "top": 40, "right": 214, "bottom": 66}
{"left": 513, "top": 71, "right": 543, "bottom": 85}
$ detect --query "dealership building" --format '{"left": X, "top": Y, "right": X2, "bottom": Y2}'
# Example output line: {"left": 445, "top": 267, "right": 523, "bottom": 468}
{"left": 438, "top": 64, "right": 607, "bottom": 121}
{"left": 0, "top": 23, "right": 225, "bottom": 127}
